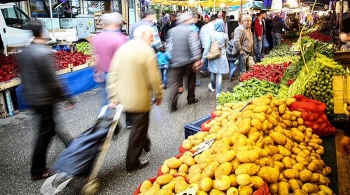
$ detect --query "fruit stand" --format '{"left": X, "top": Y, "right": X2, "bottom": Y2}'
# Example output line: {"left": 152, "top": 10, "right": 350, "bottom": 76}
{"left": 0, "top": 41, "right": 96, "bottom": 118}
{"left": 133, "top": 22, "right": 347, "bottom": 194}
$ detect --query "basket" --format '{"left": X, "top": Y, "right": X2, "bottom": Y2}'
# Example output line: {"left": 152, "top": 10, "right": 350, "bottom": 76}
{"left": 184, "top": 115, "right": 211, "bottom": 139}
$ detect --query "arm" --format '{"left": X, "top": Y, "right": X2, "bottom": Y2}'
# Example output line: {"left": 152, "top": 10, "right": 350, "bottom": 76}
{"left": 281, "top": 20, "right": 293, "bottom": 31}
{"left": 202, "top": 32, "right": 212, "bottom": 61}
{"left": 166, "top": 29, "right": 173, "bottom": 55}
{"left": 165, "top": 51, "right": 172, "bottom": 61}
{"left": 233, "top": 28, "right": 244, "bottom": 53}
{"left": 106, "top": 52, "right": 120, "bottom": 104}
{"left": 254, "top": 19, "right": 262, "bottom": 37}
{"left": 188, "top": 31, "right": 202, "bottom": 61}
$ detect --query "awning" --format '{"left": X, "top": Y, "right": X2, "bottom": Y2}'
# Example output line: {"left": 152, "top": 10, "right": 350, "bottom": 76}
{"left": 151, "top": 0, "right": 245, "bottom": 7}
{"left": 231, "top": 0, "right": 267, "bottom": 10}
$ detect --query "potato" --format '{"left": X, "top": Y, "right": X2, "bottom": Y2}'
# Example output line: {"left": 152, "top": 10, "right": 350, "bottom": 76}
{"left": 257, "top": 166, "right": 279, "bottom": 183}
{"left": 268, "top": 145, "right": 280, "bottom": 155}
{"left": 235, "top": 163, "right": 260, "bottom": 176}
{"left": 202, "top": 161, "right": 219, "bottom": 178}
{"left": 267, "top": 115, "right": 278, "bottom": 126}
{"left": 301, "top": 183, "right": 319, "bottom": 193}
{"left": 274, "top": 161, "right": 285, "bottom": 172}
{"left": 226, "top": 187, "right": 239, "bottom": 195}
{"left": 278, "top": 181, "right": 290, "bottom": 195}
{"left": 209, "top": 189, "right": 225, "bottom": 195}
{"left": 237, "top": 118, "right": 251, "bottom": 135}
{"left": 236, "top": 174, "right": 251, "bottom": 186}
{"left": 308, "top": 162, "right": 319, "bottom": 172}
{"left": 318, "top": 174, "right": 329, "bottom": 185}
{"left": 322, "top": 166, "right": 332, "bottom": 176}
{"left": 231, "top": 159, "right": 241, "bottom": 171}
{"left": 166, "top": 157, "right": 182, "bottom": 169}
{"left": 178, "top": 164, "right": 189, "bottom": 174}
{"left": 288, "top": 179, "right": 300, "bottom": 191}
{"left": 217, "top": 150, "right": 236, "bottom": 164}
{"left": 253, "top": 105, "right": 268, "bottom": 113}
{"left": 174, "top": 179, "right": 189, "bottom": 193}
{"left": 272, "top": 154, "right": 284, "bottom": 161}
{"left": 309, "top": 173, "right": 320, "bottom": 183}
{"left": 292, "top": 147, "right": 302, "bottom": 155}
{"left": 213, "top": 175, "right": 231, "bottom": 191}
{"left": 215, "top": 162, "right": 232, "bottom": 178}
{"left": 140, "top": 180, "right": 153, "bottom": 193}
{"left": 250, "top": 176, "right": 264, "bottom": 188}
{"left": 319, "top": 185, "right": 333, "bottom": 195}
{"left": 269, "top": 183, "right": 278, "bottom": 194}
{"left": 282, "top": 157, "right": 293, "bottom": 169}
{"left": 292, "top": 163, "right": 305, "bottom": 172}
{"left": 188, "top": 172, "right": 201, "bottom": 184}
{"left": 278, "top": 104, "right": 286, "bottom": 115}
{"left": 238, "top": 186, "right": 253, "bottom": 195}
{"left": 299, "top": 169, "right": 312, "bottom": 182}
{"left": 283, "top": 169, "right": 300, "bottom": 179}
{"left": 183, "top": 155, "right": 196, "bottom": 166}
{"left": 144, "top": 185, "right": 161, "bottom": 195}
{"left": 293, "top": 189, "right": 308, "bottom": 195}
{"left": 270, "top": 132, "right": 287, "bottom": 145}
{"left": 155, "top": 188, "right": 173, "bottom": 195}
{"left": 199, "top": 177, "right": 214, "bottom": 192}
{"left": 156, "top": 174, "right": 174, "bottom": 185}
{"left": 278, "top": 172, "right": 288, "bottom": 182}
{"left": 278, "top": 145, "right": 291, "bottom": 157}
{"left": 236, "top": 150, "right": 260, "bottom": 163}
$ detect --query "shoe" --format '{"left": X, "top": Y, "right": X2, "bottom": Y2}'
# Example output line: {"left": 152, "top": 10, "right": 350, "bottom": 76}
{"left": 196, "top": 81, "right": 201, "bottom": 86}
{"left": 31, "top": 168, "right": 51, "bottom": 181}
{"left": 170, "top": 106, "right": 177, "bottom": 113}
{"left": 200, "top": 71, "right": 209, "bottom": 77}
{"left": 126, "top": 121, "right": 132, "bottom": 129}
{"left": 126, "top": 159, "right": 149, "bottom": 172}
{"left": 188, "top": 98, "right": 199, "bottom": 105}
{"left": 144, "top": 141, "right": 151, "bottom": 153}
{"left": 208, "top": 83, "right": 215, "bottom": 92}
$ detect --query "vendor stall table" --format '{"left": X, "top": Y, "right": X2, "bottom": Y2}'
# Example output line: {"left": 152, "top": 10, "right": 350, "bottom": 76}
{"left": 334, "top": 51, "right": 350, "bottom": 69}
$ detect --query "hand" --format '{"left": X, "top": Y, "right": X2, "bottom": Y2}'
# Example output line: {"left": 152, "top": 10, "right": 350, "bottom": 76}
{"left": 258, "top": 36, "right": 262, "bottom": 41}
{"left": 93, "top": 71, "right": 104, "bottom": 83}
{"left": 109, "top": 102, "right": 117, "bottom": 108}
{"left": 155, "top": 99, "right": 162, "bottom": 106}
{"left": 240, "top": 50, "right": 244, "bottom": 54}
{"left": 340, "top": 135, "right": 350, "bottom": 155}
{"left": 192, "top": 60, "right": 203, "bottom": 72}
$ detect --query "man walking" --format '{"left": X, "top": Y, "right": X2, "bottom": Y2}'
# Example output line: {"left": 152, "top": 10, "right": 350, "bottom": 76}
{"left": 166, "top": 13, "right": 202, "bottom": 112}
{"left": 271, "top": 13, "right": 295, "bottom": 48}
{"left": 254, "top": 10, "right": 266, "bottom": 62}
{"left": 17, "top": 19, "right": 74, "bottom": 180}
{"left": 233, "top": 15, "right": 253, "bottom": 75}
{"left": 161, "top": 13, "right": 176, "bottom": 42}
{"left": 106, "top": 25, "right": 163, "bottom": 172}
{"left": 130, "top": 9, "right": 162, "bottom": 51}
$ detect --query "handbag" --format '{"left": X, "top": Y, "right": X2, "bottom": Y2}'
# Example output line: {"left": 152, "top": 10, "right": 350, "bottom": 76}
{"left": 206, "top": 35, "right": 221, "bottom": 60}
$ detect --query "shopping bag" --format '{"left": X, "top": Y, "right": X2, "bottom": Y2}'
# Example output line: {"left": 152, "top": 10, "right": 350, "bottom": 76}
{"left": 206, "top": 35, "right": 221, "bottom": 60}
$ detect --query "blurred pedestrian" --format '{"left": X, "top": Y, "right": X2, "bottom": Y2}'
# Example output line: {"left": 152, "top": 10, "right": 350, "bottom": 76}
{"left": 130, "top": 9, "right": 162, "bottom": 52}
{"left": 161, "top": 13, "right": 176, "bottom": 42}
{"left": 166, "top": 12, "right": 202, "bottom": 112}
{"left": 227, "top": 15, "right": 239, "bottom": 40}
{"left": 202, "top": 19, "right": 229, "bottom": 97}
{"left": 106, "top": 25, "right": 163, "bottom": 172}
{"left": 226, "top": 32, "right": 238, "bottom": 82}
{"left": 233, "top": 15, "right": 253, "bottom": 75}
{"left": 157, "top": 44, "right": 172, "bottom": 88}
{"left": 271, "top": 12, "right": 295, "bottom": 47}
{"left": 254, "top": 10, "right": 266, "bottom": 62}
{"left": 199, "top": 15, "right": 217, "bottom": 77}
{"left": 17, "top": 19, "right": 75, "bottom": 181}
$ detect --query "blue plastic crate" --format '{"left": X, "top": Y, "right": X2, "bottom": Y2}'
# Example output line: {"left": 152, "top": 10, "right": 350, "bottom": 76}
{"left": 184, "top": 115, "right": 211, "bottom": 139}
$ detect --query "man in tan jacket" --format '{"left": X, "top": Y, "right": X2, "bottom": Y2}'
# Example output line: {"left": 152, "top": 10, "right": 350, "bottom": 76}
{"left": 106, "top": 25, "right": 163, "bottom": 172}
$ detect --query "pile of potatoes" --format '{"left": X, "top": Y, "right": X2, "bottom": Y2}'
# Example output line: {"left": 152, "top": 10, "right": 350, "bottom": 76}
{"left": 137, "top": 94, "right": 335, "bottom": 195}
{"left": 137, "top": 174, "right": 190, "bottom": 195}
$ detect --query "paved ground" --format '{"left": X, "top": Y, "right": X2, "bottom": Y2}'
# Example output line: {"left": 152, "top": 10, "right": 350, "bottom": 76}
{"left": 0, "top": 75, "right": 349, "bottom": 195}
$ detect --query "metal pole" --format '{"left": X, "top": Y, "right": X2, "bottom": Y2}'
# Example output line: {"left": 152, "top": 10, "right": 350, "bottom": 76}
{"left": 49, "top": 0, "right": 55, "bottom": 38}
{"left": 339, "top": 0, "right": 344, "bottom": 49}
{"left": 240, "top": 0, "right": 243, "bottom": 23}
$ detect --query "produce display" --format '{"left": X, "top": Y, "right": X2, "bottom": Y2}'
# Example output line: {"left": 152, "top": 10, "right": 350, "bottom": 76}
{"left": 169, "top": 95, "right": 333, "bottom": 194}
{"left": 76, "top": 42, "right": 93, "bottom": 56}
{"left": 217, "top": 79, "right": 281, "bottom": 105}
{"left": 307, "top": 31, "right": 332, "bottom": 42}
{"left": 240, "top": 63, "right": 291, "bottom": 84}
{"left": 266, "top": 44, "right": 293, "bottom": 58}
{"left": 288, "top": 52, "right": 346, "bottom": 114}
{"left": 54, "top": 50, "right": 90, "bottom": 70}
{"left": 0, "top": 54, "right": 18, "bottom": 83}
{"left": 257, "top": 56, "right": 299, "bottom": 66}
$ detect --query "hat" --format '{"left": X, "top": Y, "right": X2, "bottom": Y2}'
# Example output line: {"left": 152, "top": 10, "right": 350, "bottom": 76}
{"left": 176, "top": 12, "right": 192, "bottom": 23}
{"left": 143, "top": 9, "right": 156, "bottom": 18}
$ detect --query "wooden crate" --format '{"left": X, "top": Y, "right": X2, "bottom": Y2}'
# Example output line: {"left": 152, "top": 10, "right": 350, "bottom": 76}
{"left": 333, "top": 75, "right": 350, "bottom": 114}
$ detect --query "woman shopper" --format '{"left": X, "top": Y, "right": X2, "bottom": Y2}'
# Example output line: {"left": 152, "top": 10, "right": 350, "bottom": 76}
{"left": 202, "top": 19, "right": 229, "bottom": 97}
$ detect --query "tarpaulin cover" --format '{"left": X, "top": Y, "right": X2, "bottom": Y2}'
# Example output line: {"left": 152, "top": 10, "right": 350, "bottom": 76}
{"left": 16, "top": 67, "right": 102, "bottom": 110}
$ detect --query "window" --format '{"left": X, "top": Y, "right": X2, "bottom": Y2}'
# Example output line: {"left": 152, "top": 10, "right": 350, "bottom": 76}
{"left": 1, "top": 6, "right": 30, "bottom": 29}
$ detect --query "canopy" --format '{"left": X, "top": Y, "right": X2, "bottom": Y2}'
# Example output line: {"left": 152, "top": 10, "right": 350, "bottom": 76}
{"left": 231, "top": 1, "right": 267, "bottom": 10}
{"left": 151, "top": 0, "right": 245, "bottom": 7}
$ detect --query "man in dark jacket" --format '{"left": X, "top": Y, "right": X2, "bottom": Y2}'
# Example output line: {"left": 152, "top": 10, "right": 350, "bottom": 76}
{"left": 161, "top": 14, "right": 176, "bottom": 42}
{"left": 271, "top": 13, "right": 295, "bottom": 48}
{"left": 18, "top": 19, "right": 74, "bottom": 181}
{"left": 227, "top": 15, "right": 239, "bottom": 40}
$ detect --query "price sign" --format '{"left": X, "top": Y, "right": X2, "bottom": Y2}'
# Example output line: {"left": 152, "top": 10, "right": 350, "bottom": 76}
{"left": 175, "top": 184, "right": 198, "bottom": 195}
{"left": 192, "top": 137, "right": 216, "bottom": 156}
{"left": 239, "top": 99, "right": 252, "bottom": 112}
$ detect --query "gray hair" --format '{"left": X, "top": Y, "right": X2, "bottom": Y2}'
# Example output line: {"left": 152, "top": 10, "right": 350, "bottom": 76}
{"left": 101, "top": 12, "right": 123, "bottom": 25}
{"left": 243, "top": 15, "right": 252, "bottom": 21}
{"left": 133, "top": 25, "right": 154, "bottom": 38}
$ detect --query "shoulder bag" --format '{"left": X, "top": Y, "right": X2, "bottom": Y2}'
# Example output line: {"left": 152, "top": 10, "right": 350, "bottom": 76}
{"left": 206, "top": 34, "right": 221, "bottom": 60}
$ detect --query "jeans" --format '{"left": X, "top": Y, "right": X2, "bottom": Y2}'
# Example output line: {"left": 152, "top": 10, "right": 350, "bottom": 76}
{"left": 229, "top": 60, "right": 237, "bottom": 79}
{"left": 31, "top": 104, "right": 56, "bottom": 175}
{"left": 201, "top": 59, "right": 208, "bottom": 72}
{"left": 159, "top": 65, "right": 169, "bottom": 87}
{"left": 254, "top": 35, "right": 262, "bottom": 61}
{"left": 210, "top": 73, "right": 222, "bottom": 95}
{"left": 238, "top": 52, "right": 249, "bottom": 74}
{"left": 272, "top": 33, "right": 282, "bottom": 48}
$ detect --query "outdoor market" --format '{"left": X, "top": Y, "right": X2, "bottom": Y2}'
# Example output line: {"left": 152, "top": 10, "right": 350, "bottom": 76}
{"left": 0, "top": 0, "right": 350, "bottom": 194}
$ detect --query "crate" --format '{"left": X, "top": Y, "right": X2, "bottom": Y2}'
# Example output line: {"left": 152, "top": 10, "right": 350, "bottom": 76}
{"left": 184, "top": 115, "right": 210, "bottom": 139}
{"left": 333, "top": 75, "right": 350, "bottom": 114}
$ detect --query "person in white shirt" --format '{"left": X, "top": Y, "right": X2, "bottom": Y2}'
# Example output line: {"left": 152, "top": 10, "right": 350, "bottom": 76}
{"left": 199, "top": 15, "right": 217, "bottom": 77}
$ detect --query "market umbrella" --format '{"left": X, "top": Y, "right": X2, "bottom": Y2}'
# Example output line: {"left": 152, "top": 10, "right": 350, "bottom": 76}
{"left": 231, "top": 0, "right": 267, "bottom": 10}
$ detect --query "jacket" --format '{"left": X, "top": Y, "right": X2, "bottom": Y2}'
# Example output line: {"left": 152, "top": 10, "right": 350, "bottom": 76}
{"left": 233, "top": 24, "right": 253, "bottom": 54}
{"left": 202, "top": 31, "right": 229, "bottom": 74}
{"left": 166, "top": 24, "right": 201, "bottom": 68}
{"left": 17, "top": 43, "right": 70, "bottom": 106}
{"left": 227, "top": 20, "right": 239, "bottom": 40}
{"left": 254, "top": 18, "right": 263, "bottom": 37}
{"left": 271, "top": 16, "right": 293, "bottom": 34}
{"left": 106, "top": 39, "right": 163, "bottom": 113}
{"left": 157, "top": 51, "right": 172, "bottom": 66}
{"left": 226, "top": 39, "right": 237, "bottom": 61}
